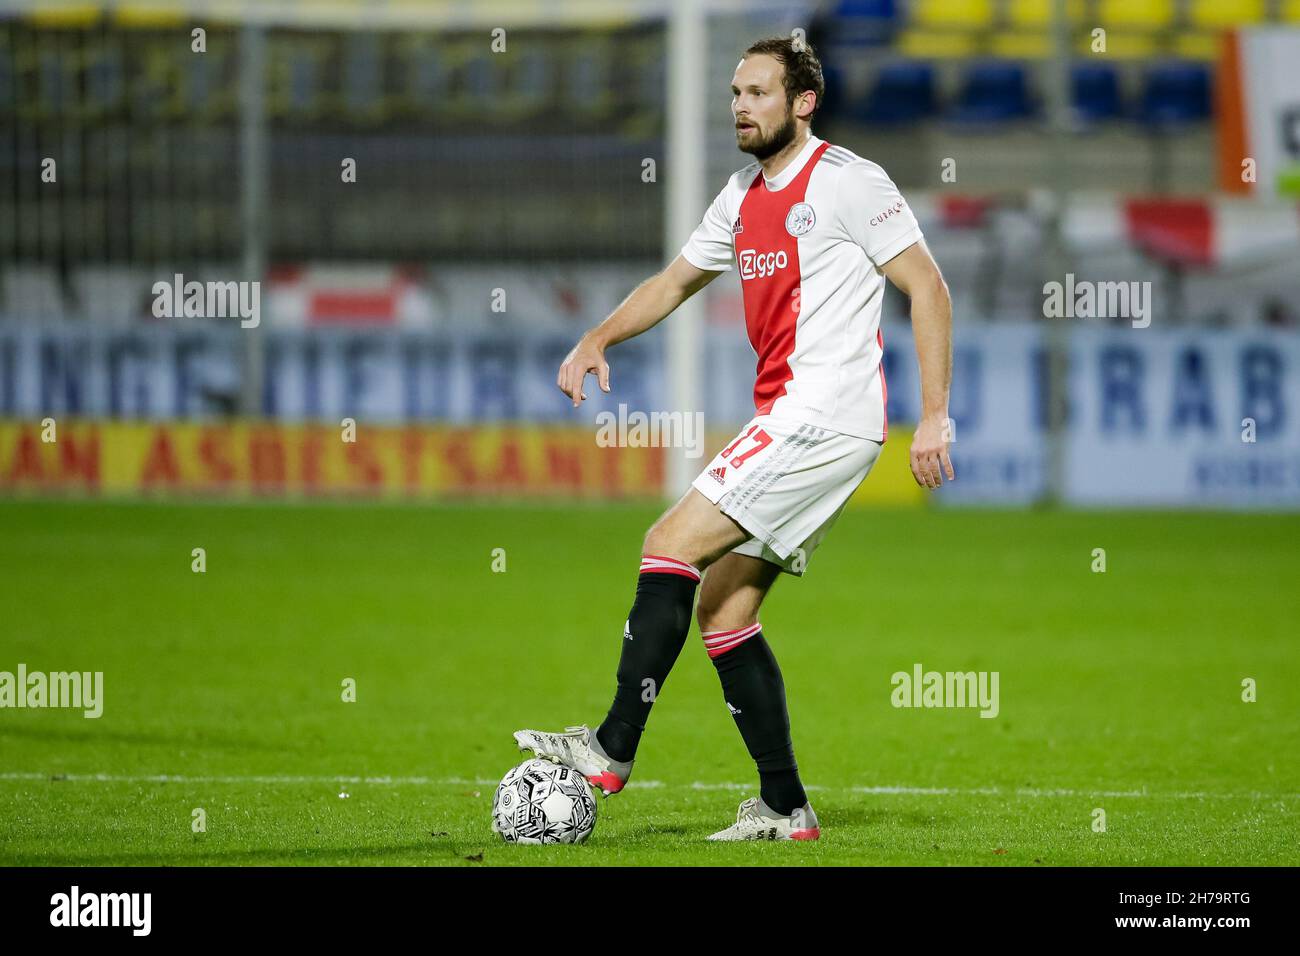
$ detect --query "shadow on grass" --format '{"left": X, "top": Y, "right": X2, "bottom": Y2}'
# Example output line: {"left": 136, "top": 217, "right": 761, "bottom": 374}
{"left": 612, "top": 823, "right": 694, "bottom": 839}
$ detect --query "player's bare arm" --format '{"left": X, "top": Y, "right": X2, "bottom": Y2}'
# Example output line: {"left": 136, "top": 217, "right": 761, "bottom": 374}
{"left": 881, "top": 241, "right": 954, "bottom": 490}
{"left": 557, "top": 255, "right": 719, "bottom": 407}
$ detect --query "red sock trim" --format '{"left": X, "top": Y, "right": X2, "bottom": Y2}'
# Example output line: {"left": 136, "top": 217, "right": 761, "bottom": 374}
{"left": 639, "top": 554, "right": 701, "bottom": 583}
{"left": 701, "top": 622, "right": 762, "bottom": 658}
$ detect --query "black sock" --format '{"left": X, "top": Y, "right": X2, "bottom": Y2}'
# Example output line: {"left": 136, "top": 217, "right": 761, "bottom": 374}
{"left": 758, "top": 768, "right": 805, "bottom": 816}
{"left": 708, "top": 628, "right": 806, "bottom": 815}
{"left": 597, "top": 555, "right": 701, "bottom": 763}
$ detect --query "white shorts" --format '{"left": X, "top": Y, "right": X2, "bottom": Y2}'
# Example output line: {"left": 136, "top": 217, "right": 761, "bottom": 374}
{"left": 691, "top": 414, "right": 883, "bottom": 576}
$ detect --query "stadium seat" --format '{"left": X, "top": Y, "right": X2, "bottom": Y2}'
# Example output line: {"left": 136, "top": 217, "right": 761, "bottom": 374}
{"left": 1188, "top": 0, "right": 1266, "bottom": 27}
{"left": 1071, "top": 63, "right": 1123, "bottom": 123}
{"left": 834, "top": 0, "right": 899, "bottom": 17}
{"left": 1096, "top": 0, "right": 1176, "bottom": 30}
{"left": 818, "top": 56, "right": 876, "bottom": 121}
{"left": 948, "top": 62, "right": 1035, "bottom": 123}
{"left": 1005, "top": 0, "right": 1085, "bottom": 28}
{"left": 820, "top": 61, "right": 848, "bottom": 119}
{"left": 1285, "top": 0, "right": 1300, "bottom": 23}
{"left": 1171, "top": 32, "right": 1219, "bottom": 61}
{"left": 829, "top": 0, "right": 901, "bottom": 44}
{"left": 1076, "top": 32, "right": 1159, "bottom": 59}
{"left": 896, "top": 29, "right": 982, "bottom": 58}
{"left": 563, "top": 37, "right": 616, "bottom": 121}
{"left": 856, "top": 61, "right": 937, "bottom": 124}
{"left": 1138, "top": 62, "right": 1211, "bottom": 126}
{"left": 911, "top": 0, "right": 995, "bottom": 28}
{"left": 341, "top": 35, "right": 386, "bottom": 120}
{"left": 989, "top": 32, "right": 1051, "bottom": 59}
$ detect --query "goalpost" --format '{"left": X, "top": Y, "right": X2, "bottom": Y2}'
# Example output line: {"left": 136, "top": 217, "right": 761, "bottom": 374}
{"left": 663, "top": 0, "right": 707, "bottom": 497}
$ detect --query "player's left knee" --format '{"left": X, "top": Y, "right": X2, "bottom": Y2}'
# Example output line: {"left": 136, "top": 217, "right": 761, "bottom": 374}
{"left": 642, "top": 517, "right": 704, "bottom": 570}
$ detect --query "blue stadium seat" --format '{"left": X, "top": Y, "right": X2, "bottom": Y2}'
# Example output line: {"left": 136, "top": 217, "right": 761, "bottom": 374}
{"left": 820, "top": 61, "right": 847, "bottom": 118}
{"left": 834, "top": 0, "right": 898, "bottom": 14}
{"left": 1071, "top": 63, "right": 1123, "bottom": 123}
{"left": 1138, "top": 62, "right": 1211, "bottom": 126}
{"left": 833, "top": 0, "right": 900, "bottom": 25}
{"left": 826, "top": 0, "right": 901, "bottom": 46}
{"left": 948, "top": 62, "right": 1035, "bottom": 123}
{"left": 857, "top": 61, "right": 937, "bottom": 125}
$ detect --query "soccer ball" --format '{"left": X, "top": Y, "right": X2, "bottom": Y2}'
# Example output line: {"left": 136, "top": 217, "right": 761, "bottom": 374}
{"left": 491, "top": 758, "right": 597, "bottom": 845}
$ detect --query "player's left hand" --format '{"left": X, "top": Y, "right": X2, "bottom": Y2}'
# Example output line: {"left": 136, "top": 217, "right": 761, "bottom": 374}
{"left": 910, "top": 416, "right": 954, "bottom": 490}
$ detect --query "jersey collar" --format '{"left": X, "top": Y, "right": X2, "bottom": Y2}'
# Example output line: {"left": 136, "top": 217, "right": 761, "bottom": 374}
{"left": 761, "top": 134, "right": 823, "bottom": 192}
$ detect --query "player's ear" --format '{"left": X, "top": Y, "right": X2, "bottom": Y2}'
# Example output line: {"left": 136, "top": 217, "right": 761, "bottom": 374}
{"left": 796, "top": 90, "right": 816, "bottom": 121}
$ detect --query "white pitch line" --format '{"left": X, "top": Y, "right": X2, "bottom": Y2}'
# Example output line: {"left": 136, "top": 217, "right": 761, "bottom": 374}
{"left": 0, "top": 772, "right": 1294, "bottom": 801}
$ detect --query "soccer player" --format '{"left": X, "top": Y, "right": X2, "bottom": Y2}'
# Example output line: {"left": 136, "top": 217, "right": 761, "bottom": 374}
{"left": 515, "top": 37, "right": 953, "bottom": 841}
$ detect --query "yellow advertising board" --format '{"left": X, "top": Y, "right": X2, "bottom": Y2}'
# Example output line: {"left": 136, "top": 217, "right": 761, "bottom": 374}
{"left": 0, "top": 419, "right": 923, "bottom": 505}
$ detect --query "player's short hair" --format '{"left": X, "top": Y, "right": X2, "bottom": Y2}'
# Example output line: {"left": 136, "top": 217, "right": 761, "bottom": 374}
{"left": 742, "top": 36, "right": 825, "bottom": 120}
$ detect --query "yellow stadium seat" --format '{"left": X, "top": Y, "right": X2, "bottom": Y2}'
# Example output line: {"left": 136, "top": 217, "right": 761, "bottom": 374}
{"left": 1096, "top": 0, "right": 1176, "bottom": 30}
{"left": 912, "top": 0, "right": 996, "bottom": 29}
{"left": 113, "top": 3, "right": 187, "bottom": 27}
{"left": 1188, "top": 0, "right": 1267, "bottom": 27}
{"left": 1005, "top": 0, "right": 1086, "bottom": 27}
{"left": 1172, "top": 32, "right": 1219, "bottom": 60}
{"left": 1284, "top": 0, "right": 1300, "bottom": 22}
{"left": 1076, "top": 32, "right": 1159, "bottom": 58}
{"left": 26, "top": 4, "right": 99, "bottom": 27}
{"left": 897, "top": 30, "right": 984, "bottom": 58}
{"left": 990, "top": 32, "right": 1052, "bottom": 58}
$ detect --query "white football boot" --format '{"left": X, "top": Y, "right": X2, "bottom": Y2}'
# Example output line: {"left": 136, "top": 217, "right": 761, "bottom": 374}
{"left": 512, "top": 724, "right": 632, "bottom": 796}
{"left": 707, "top": 796, "right": 821, "bottom": 841}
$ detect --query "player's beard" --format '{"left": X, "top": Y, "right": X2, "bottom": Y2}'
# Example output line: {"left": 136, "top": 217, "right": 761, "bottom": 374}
{"left": 737, "top": 108, "right": 797, "bottom": 161}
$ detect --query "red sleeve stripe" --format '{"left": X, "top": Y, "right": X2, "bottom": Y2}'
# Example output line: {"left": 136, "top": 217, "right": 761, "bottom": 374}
{"left": 878, "top": 328, "right": 889, "bottom": 441}
{"left": 639, "top": 554, "right": 702, "bottom": 582}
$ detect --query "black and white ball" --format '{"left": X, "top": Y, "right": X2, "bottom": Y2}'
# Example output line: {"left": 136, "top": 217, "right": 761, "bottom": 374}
{"left": 491, "top": 758, "right": 597, "bottom": 844}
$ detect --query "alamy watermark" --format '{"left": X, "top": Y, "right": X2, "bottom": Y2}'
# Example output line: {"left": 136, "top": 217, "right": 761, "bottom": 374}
{"left": 151, "top": 273, "right": 260, "bottom": 328}
{"left": 0, "top": 664, "right": 103, "bottom": 718}
{"left": 595, "top": 403, "right": 705, "bottom": 459}
{"left": 891, "top": 663, "right": 999, "bottom": 718}
{"left": 1042, "top": 273, "right": 1151, "bottom": 329}
{"left": 50, "top": 886, "right": 150, "bottom": 936}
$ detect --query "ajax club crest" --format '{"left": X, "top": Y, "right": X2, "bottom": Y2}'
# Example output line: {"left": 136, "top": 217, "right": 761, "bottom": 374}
{"left": 785, "top": 202, "right": 816, "bottom": 237}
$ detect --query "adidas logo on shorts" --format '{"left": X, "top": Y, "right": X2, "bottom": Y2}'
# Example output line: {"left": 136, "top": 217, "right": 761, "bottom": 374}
{"left": 709, "top": 466, "right": 727, "bottom": 484}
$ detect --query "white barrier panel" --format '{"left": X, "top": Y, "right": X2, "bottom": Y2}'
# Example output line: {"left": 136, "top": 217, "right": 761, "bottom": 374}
{"left": 881, "top": 322, "right": 1300, "bottom": 508}
{"left": 0, "top": 325, "right": 664, "bottom": 426}
{"left": 1062, "top": 326, "right": 1300, "bottom": 507}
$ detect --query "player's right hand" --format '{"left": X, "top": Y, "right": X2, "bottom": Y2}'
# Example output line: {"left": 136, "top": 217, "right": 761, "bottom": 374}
{"left": 557, "top": 334, "right": 610, "bottom": 407}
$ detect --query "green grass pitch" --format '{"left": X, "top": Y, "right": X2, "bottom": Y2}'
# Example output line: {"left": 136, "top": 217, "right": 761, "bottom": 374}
{"left": 1, "top": 499, "right": 1296, "bottom": 866}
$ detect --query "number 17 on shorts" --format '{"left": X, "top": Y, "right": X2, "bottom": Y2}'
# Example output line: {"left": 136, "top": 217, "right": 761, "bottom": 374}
{"left": 690, "top": 415, "right": 883, "bottom": 567}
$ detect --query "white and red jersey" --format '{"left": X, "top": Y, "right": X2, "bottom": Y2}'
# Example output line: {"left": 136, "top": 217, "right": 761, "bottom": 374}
{"left": 680, "top": 135, "right": 922, "bottom": 441}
